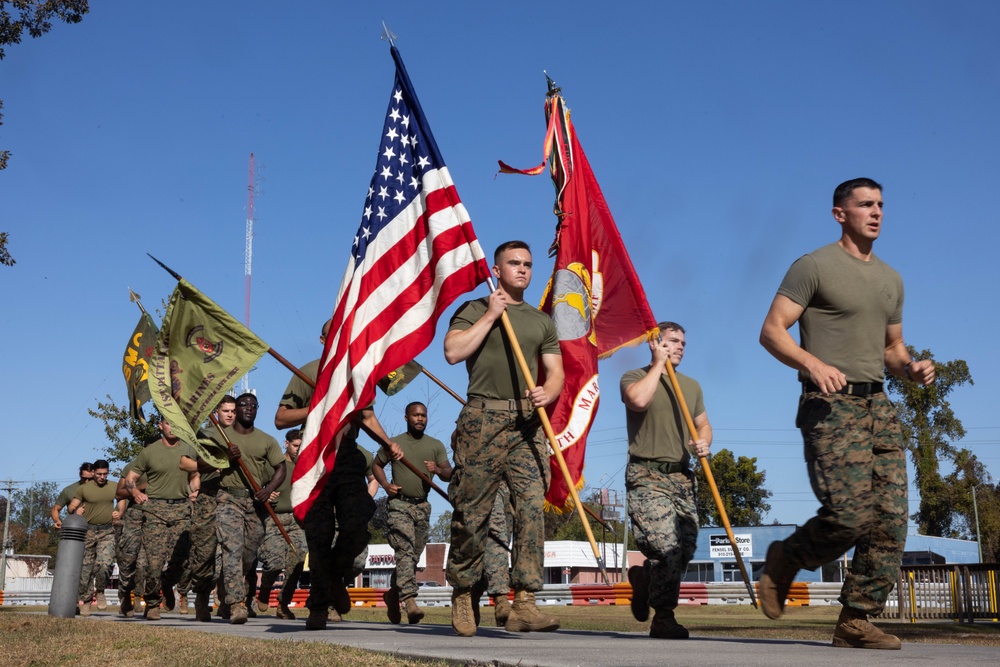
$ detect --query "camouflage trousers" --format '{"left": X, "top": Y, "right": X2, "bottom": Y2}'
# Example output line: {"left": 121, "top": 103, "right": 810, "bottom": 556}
{"left": 483, "top": 482, "right": 513, "bottom": 596}
{"left": 387, "top": 498, "right": 431, "bottom": 601}
{"left": 139, "top": 500, "right": 192, "bottom": 607}
{"left": 626, "top": 464, "right": 699, "bottom": 612}
{"left": 257, "top": 511, "right": 307, "bottom": 606}
{"left": 216, "top": 492, "right": 266, "bottom": 606}
{"left": 176, "top": 493, "right": 218, "bottom": 595}
{"left": 302, "top": 446, "right": 374, "bottom": 612}
{"left": 783, "top": 392, "right": 907, "bottom": 615}
{"left": 116, "top": 505, "right": 147, "bottom": 598}
{"left": 447, "top": 404, "right": 549, "bottom": 592}
{"left": 79, "top": 523, "right": 115, "bottom": 600}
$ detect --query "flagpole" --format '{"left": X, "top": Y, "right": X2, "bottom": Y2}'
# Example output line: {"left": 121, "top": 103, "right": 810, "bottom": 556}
{"left": 208, "top": 412, "right": 297, "bottom": 554}
{"left": 485, "top": 278, "right": 610, "bottom": 585}
{"left": 128, "top": 288, "right": 147, "bottom": 315}
{"left": 660, "top": 357, "right": 759, "bottom": 608}
{"left": 418, "top": 362, "right": 617, "bottom": 534}
{"left": 270, "top": 354, "right": 451, "bottom": 504}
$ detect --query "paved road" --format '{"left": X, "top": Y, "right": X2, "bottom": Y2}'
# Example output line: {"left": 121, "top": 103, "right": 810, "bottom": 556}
{"left": 82, "top": 611, "right": 996, "bottom": 666}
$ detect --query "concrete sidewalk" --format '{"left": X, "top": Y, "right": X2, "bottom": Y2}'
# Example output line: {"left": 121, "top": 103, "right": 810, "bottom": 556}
{"left": 81, "top": 611, "right": 998, "bottom": 666}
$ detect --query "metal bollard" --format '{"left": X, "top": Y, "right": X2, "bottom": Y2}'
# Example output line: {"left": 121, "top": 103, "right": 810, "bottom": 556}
{"left": 49, "top": 514, "right": 89, "bottom": 618}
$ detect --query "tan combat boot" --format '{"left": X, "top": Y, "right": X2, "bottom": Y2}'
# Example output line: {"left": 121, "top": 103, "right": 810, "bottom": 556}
{"left": 504, "top": 590, "right": 560, "bottom": 633}
{"left": 383, "top": 586, "right": 401, "bottom": 624}
{"left": 120, "top": 592, "right": 134, "bottom": 618}
{"left": 832, "top": 606, "right": 901, "bottom": 650}
{"left": 759, "top": 541, "right": 798, "bottom": 620}
{"left": 194, "top": 591, "right": 212, "bottom": 622}
{"left": 144, "top": 604, "right": 161, "bottom": 621}
{"left": 492, "top": 594, "right": 512, "bottom": 627}
{"left": 95, "top": 591, "right": 107, "bottom": 611}
{"left": 276, "top": 604, "right": 295, "bottom": 620}
{"left": 404, "top": 597, "right": 425, "bottom": 624}
{"left": 305, "top": 607, "right": 327, "bottom": 630}
{"left": 451, "top": 589, "right": 476, "bottom": 637}
{"left": 178, "top": 594, "right": 189, "bottom": 614}
{"left": 229, "top": 601, "right": 248, "bottom": 625}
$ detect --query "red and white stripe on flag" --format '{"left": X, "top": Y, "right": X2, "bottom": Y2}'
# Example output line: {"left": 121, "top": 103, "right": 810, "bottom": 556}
{"left": 292, "top": 46, "right": 490, "bottom": 522}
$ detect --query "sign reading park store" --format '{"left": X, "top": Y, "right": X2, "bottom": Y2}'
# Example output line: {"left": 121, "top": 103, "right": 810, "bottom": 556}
{"left": 709, "top": 534, "right": 752, "bottom": 559}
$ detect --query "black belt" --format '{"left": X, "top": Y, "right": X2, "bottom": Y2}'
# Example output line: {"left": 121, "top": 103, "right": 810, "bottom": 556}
{"left": 467, "top": 397, "right": 534, "bottom": 412}
{"left": 629, "top": 456, "right": 688, "bottom": 474}
{"left": 395, "top": 494, "right": 428, "bottom": 505}
{"left": 147, "top": 498, "right": 187, "bottom": 504}
{"left": 89, "top": 522, "right": 113, "bottom": 530}
{"left": 221, "top": 488, "right": 253, "bottom": 499}
{"left": 803, "top": 380, "right": 883, "bottom": 397}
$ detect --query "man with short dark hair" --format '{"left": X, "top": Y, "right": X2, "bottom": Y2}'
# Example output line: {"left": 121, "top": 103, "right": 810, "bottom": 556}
{"left": 211, "top": 393, "right": 285, "bottom": 624}
{"left": 621, "top": 321, "right": 711, "bottom": 639}
{"left": 121, "top": 420, "right": 198, "bottom": 620}
{"left": 759, "top": 178, "right": 935, "bottom": 649}
{"left": 444, "top": 240, "right": 564, "bottom": 636}
{"left": 68, "top": 460, "right": 119, "bottom": 615}
{"left": 373, "top": 401, "right": 452, "bottom": 624}
{"left": 252, "top": 428, "right": 308, "bottom": 620}
{"left": 51, "top": 462, "right": 93, "bottom": 530}
{"left": 177, "top": 395, "right": 235, "bottom": 620}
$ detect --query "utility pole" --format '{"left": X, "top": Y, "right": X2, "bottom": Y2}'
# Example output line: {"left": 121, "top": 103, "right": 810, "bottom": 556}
{"left": 0, "top": 479, "right": 13, "bottom": 591}
{"left": 241, "top": 153, "right": 256, "bottom": 395}
{"left": 972, "top": 485, "right": 983, "bottom": 563}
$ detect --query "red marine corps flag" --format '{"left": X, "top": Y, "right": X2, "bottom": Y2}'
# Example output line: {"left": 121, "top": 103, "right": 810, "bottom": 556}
{"left": 292, "top": 44, "right": 491, "bottom": 521}
{"left": 500, "top": 81, "right": 659, "bottom": 511}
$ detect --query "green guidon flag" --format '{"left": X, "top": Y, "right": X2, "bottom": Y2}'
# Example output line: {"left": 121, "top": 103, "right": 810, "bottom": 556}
{"left": 122, "top": 311, "right": 158, "bottom": 421}
{"left": 148, "top": 278, "right": 269, "bottom": 468}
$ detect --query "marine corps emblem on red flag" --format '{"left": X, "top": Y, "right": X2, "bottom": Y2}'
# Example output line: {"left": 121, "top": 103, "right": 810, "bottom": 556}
{"left": 504, "top": 90, "right": 659, "bottom": 511}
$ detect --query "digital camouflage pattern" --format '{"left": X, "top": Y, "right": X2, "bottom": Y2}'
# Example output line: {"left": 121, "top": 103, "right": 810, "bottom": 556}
{"left": 626, "top": 464, "right": 699, "bottom": 611}
{"left": 783, "top": 392, "right": 907, "bottom": 614}
{"left": 79, "top": 526, "right": 116, "bottom": 600}
{"left": 116, "top": 504, "right": 147, "bottom": 599}
{"left": 257, "top": 512, "right": 307, "bottom": 605}
{"left": 386, "top": 498, "right": 431, "bottom": 601}
{"left": 483, "top": 483, "right": 513, "bottom": 596}
{"left": 139, "top": 501, "right": 192, "bottom": 607}
{"left": 302, "top": 446, "right": 374, "bottom": 612}
{"left": 447, "top": 405, "right": 550, "bottom": 592}
{"left": 216, "top": 493, "right": 266, "bottom": 605}
{"left": 175, "top": 493, "right": 218, "bottom": 595}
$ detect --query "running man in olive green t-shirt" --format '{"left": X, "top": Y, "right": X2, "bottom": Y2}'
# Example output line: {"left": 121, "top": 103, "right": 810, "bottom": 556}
{"left": 759, "top": 178, "right": 936, "bottom": 649}
{"left": 68, "top": 460, "right": 120, "bottom": 613}
{"left": 373, "top": 401, "right": 452, "bottom": 624}
{"left": 444, "top": 240, "right": 564, "bottom": 636}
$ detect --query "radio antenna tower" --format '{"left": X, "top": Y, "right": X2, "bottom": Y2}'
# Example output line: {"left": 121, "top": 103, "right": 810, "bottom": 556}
{"left": 241, "top": 153, "right": 256, "bottom": 395}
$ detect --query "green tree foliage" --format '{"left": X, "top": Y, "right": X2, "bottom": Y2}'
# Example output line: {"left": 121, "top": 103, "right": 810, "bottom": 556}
{"left": 695, "top": 449, "right": 772, "bottom": 527}
{"left": 87, "top": 395, "right": 160, "bottom": 472}
{"left": 1, "top": 1, "right": 90, "bottom": 265}
{"left": 428, "top": 510, "right": 452, "bottom": 543}
{"left": 2, "top": 481, "right": 61, "bottom": 557}
{"left": 886, "top": 346, "right": 973, "bottom": 536}
{"left": 939, "top": 448, "right": 1000, "bottom": 561}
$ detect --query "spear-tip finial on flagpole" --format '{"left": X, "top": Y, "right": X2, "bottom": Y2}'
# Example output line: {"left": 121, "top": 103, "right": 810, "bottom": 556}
{"left": 544, "top": 70, "right": 561, "bottom": 96}
{"left": 128, "top": 287, "right": 147, "bottom": 315}
{"left": 380, "top": 21, "right": 398, "bottom": 47}
{"left": 146, "top": 253, "right": 182, "bottom": 281}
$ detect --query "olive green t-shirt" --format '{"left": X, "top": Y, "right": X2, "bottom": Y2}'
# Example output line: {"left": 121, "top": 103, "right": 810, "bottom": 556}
{"left": 132, "top": 441, "right": 190, "bottom": 500}
{"left": 218, "top": 428, "right": 285, "bottom": 490}
{"left": 272, "top": 458, "right": 294, "bottom": 513}
{"left": 377, "top": 432, "right": 448, "bottom": 499}
{"left": 620, "top": 367, "right": 704, "bottom": 463}
{"left": 74, "top": 480, "right": 119, "bottom": 526}
{"left": 449, "top": 298, "right": 560, "bottom": 400}
{"left": 777, "top": 242, "right": 903, "bottom": 383}
{"left": 56, "top": 481, "right": 82, "bottom": 510}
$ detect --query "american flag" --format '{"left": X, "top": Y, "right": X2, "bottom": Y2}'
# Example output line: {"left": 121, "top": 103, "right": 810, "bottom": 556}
{"left": 292, "top": 46, "right": 491, "bottom": 521}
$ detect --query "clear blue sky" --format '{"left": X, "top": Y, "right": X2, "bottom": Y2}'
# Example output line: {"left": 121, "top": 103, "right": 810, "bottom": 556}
{"left": 2, "top": 2, "right": 997, "bottom": 534}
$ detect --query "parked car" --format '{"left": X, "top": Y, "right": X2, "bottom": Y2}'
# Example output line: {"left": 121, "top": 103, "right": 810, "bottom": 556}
{"left": 418, "top": 581, "right": 443, "bottom": 587}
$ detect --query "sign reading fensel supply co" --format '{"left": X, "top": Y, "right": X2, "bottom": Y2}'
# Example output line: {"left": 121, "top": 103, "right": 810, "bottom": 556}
{"left": 709, "top": 534, "right": 752, "bottom": 558}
